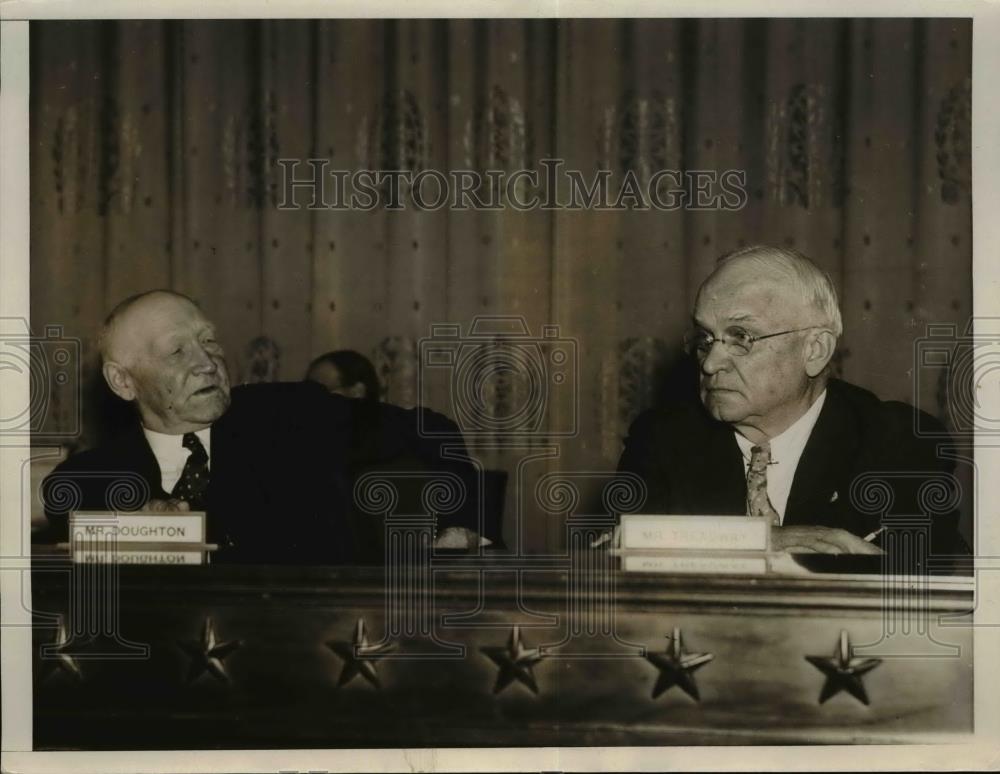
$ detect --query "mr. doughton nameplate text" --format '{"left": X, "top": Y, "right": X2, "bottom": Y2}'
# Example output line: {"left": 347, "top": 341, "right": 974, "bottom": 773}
{"left": 69, "top": 512, "right": 206, "bottom": 544}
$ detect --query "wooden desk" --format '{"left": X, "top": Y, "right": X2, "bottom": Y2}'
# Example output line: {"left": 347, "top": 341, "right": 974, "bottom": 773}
{"left": 30, "top": 554, "right": 974, "bottom": 749}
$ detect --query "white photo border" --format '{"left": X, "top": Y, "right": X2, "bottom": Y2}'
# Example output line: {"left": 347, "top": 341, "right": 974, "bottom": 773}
{"left": 2, "top": 1, "right": 999, "bottom": 771}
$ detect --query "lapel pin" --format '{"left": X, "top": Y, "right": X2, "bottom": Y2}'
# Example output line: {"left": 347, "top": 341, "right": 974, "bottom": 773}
{"left": 829, "top": 491, "right": 839, "bottom": 503}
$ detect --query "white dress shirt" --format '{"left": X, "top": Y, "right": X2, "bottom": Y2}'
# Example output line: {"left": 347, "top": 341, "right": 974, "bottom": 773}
{"left": 733, "top": 390, "right": 827, "bottom": 525}
{"left": 142, "top": 426, "right": 212, "bottom": 495}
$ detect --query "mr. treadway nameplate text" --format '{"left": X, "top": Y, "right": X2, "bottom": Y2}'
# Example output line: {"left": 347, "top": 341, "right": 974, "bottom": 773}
{"left": 620, "top": 514, "right": 769, "bottom": 551}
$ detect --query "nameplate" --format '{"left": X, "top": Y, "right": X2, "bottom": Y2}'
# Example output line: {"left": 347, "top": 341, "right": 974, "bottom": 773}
{"left": 73, "top": 550, "right": 206, "bottom": 565}
{"left": 69, "top": 511, "right": 206, "bottom": 544}
{"left": 623, "top": 553, "right": 768, "bottom": 575}
{"left": 620, "top": 514, "right": 769, "bottom": 551}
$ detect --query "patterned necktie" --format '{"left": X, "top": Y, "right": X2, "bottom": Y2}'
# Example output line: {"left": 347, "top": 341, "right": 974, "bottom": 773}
{"left": 171, "top": 432, "right": 210, "bottom": 509}
{"left": 746, "top": 443, "right": 780, "bottom": 525}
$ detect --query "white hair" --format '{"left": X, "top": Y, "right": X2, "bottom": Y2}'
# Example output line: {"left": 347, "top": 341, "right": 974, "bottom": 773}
{"left": 97, "top": 289, "right": 198, "bottom": 364}
{"left": 715, "top": 245, "right": 843, "bottom": 339}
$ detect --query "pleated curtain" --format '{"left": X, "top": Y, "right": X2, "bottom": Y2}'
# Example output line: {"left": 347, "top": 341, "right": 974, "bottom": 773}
{"left": 30, "top": 19, "right": 972, "bottom": 550}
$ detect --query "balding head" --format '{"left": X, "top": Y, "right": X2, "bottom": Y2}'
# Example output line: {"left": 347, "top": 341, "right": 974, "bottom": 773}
{"left": 99, "top": 290, "right": 196, "bottom": 365}
{"left": 100, "top": 290, "right": 231, "bottom": 434}
{"left": 708, "top": 245, "right": 843, "bottom": 338}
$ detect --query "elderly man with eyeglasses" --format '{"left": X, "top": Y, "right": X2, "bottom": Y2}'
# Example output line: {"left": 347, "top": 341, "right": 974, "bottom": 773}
{"left": 617, "top": 245, "right": 967, "bottom": 558}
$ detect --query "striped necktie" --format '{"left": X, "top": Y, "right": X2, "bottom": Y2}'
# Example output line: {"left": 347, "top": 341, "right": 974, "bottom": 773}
{"left": 746, "top": 443, "right": 780, "bottom": 525}
{"left": 171, "top": 432, "right": 210, "bottom": 509}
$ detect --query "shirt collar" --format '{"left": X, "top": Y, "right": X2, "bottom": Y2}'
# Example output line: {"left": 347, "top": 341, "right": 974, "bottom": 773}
{"left": 142, "top": 426, "right": 212, "bottom": 461}
{"left": 734, "top": 389, "right": 827, "bottom": 463}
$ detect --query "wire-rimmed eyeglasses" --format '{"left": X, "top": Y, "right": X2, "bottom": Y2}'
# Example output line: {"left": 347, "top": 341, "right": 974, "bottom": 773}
{"left": 683, "top": 325, "right": 822, "bottom": 358}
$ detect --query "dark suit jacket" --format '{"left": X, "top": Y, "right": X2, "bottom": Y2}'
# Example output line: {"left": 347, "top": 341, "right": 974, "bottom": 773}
{"left": 345, "top": 399, "right": 486, "bottom": 540}
{"left": 617, "top": 378, "right": 968, "bottom": 558}
{"left": 43, "top": 382, "right": 358, "bottom": 564}
{"left": 42, "top": 382, "right": 487, "bottom": 563}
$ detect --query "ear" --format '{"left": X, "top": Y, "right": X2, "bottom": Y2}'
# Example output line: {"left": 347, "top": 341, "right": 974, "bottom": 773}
{"left": 804, "top": 330, "right": 837, "bottom": 378}
{"left": 344, "top": 382, "right": 368, "bottom": 399}
{"left": 102, "top": 361, "right": 137, "bottom": 402}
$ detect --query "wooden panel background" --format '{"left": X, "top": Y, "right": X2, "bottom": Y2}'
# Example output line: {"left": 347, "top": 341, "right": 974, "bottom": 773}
{"left": 29, "top": 19, "right": 973, "bottom": 552}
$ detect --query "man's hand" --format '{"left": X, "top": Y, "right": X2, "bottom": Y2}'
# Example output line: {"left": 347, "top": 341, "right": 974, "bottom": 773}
{"left": 434, "top": 526, "right": 482, "bottom": 549}
{"left": 770, "top": 525, "right": 884, "bottom": 555}
{"left": 145, "top": 498, "right": 191, "bottom": 513}
{"left": 591, "top": 524, "right": 622, "bottom": 549}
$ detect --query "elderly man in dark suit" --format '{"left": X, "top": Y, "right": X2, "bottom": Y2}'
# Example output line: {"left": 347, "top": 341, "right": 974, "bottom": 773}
{"left": 42, "top": 290, "right": 480, "bottom": 563}
{"left": 618, "top": 245, "right": 966, "bottom": 559}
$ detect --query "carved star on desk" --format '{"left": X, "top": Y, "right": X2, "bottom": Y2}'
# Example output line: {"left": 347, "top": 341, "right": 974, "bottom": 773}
{"left": 481, "top": 625, "right": 547, "bottom": 695}
{"left": 645, "top": 627, "right": 714, "bottom": 701}
{"left": 177, "top": 617, "right": 242, "bottom": 684}
{"left": 805, "top": 629, "right": 882, "bottom": 705}
{"left": 37, "top": 616, "right": 83, "bottom": 683}
{"left": 326, "top": 618, "right": 396, "bottom": 689}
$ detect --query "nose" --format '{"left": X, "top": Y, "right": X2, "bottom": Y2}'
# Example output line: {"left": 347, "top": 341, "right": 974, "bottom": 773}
{"left": 189, "top": 342, "right": 219, "bottom": 373}
{"left": 699, "top": 339, "right": 731, "bottom": 376}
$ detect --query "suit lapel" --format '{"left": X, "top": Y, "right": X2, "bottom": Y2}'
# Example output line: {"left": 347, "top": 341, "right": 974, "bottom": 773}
{"left": 783, "top": 385, "right": 857, "bottom": 526}
{"left": 208, "top": 401, "right": 268, "bottom": 532}
{"left": 208, "top": 407, "right": 246, "bottom": 498}
{"left": 690, "top": 414, "right": 747, "bottom": 514}
{"left": 209, "top": 401, "right": 262, "bottom": 488}
{"left": 119, "top": 424, "right": 170, "bottom": 500}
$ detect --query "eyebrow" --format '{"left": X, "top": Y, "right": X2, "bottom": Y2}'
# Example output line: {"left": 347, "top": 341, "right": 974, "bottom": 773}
{"left": 152, "top": 335, "right": 183, "bottom": 355}
{"left": 156, "top": 323, "right": 215, "bottom": 348}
